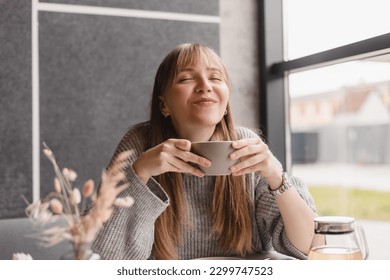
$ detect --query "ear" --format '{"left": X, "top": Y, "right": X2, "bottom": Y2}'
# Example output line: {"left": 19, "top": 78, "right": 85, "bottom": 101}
{"left": 159, "top": 96, "right": 170, "bottom": 117}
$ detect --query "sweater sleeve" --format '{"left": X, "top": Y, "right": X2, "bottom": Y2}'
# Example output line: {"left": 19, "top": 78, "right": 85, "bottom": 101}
{"left": 236, "top": 126, "right": 317, "bottom": 259}
{"left": 254, "top": 175, "right": 316, "bottom": 260}
{"left": 91, "top": 123, "right": 169, "bottom": 259}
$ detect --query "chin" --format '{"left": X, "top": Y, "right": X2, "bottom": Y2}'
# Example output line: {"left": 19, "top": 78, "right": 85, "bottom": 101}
{"left": 190, "top": 113, "right": 224, "bottom": 126}
{"left": 196, "top": 119, "right": 223, "bottom": 127}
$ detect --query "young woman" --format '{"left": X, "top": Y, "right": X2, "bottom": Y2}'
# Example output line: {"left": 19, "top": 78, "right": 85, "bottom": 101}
{"left": 92, "top": 43, "right": 317, "bottom": 260}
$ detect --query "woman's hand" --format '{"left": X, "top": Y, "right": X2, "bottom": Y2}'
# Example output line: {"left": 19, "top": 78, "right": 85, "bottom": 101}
{"left": 133, "top": 139, "right": 211, "bottom": 184}
{"left": 229, "top": 138, "right": 283, "bottom": 189}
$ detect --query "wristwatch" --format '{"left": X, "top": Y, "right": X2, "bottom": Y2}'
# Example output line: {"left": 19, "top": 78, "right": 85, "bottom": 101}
{"left": 268, "top": 172, "right": 293, "bottom": 197}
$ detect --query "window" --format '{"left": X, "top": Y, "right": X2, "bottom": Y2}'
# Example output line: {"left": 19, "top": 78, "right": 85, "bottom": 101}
{"left": 284, "top": 0, "right": 390, "bottom": 59}
{"left": 260, "top": 0, "right": 390, "bottom": 259}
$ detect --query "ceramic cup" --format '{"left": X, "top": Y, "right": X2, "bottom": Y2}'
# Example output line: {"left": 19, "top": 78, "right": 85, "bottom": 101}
{"left": 191, "top": 141, "right": 239, "bottom": 176}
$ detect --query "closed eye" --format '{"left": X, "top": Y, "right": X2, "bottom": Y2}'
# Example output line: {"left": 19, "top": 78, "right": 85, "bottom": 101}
{"left": 178, "top": 76, "right": 194, "bottom": 82}
{"left": 209, "top": 75, "right": 223, "bottom": 81}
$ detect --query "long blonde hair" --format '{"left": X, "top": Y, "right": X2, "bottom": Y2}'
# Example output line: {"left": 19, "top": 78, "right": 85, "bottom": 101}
{"left": 148, "top": 43, "right": 252, "bottom": 259}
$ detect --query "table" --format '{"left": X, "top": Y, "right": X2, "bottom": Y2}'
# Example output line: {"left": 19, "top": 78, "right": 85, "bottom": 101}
{"left": 194, "top": 251, "right": 296, "bottom": 260}
{"left": 245, "top": 251, "right": 296, "bottom": 260}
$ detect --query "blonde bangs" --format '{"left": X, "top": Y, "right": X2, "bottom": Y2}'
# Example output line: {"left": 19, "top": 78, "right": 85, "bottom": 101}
{"left": 174, "top": 44, "right": 231, "bottom": 89}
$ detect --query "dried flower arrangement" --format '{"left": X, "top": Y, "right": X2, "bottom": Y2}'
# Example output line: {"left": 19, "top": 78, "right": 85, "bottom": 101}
{"left": 12, "top": 252, "right": 33, "bottom": 260}
{"left": 23, "top": 143, "right": 134, "bottom": 260}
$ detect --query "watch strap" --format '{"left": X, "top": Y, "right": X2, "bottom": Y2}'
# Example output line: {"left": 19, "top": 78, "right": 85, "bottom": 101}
{"left": 268, "top": 172, "right": 293, "bottom": 197}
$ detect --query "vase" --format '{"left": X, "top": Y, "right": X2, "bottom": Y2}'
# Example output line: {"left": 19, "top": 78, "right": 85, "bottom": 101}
{"left": 60, "top": 242, "right": 101, "bottom": 260}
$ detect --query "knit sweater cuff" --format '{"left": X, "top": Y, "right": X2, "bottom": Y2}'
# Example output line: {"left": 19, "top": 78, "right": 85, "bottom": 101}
{"left": 121, "top": 165, "right": 170, "bottom": 208}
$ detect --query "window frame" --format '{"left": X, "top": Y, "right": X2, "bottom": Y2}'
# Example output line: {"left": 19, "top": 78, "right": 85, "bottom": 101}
{"left": 259, "top": 0, "right": 390, "bottom": 172}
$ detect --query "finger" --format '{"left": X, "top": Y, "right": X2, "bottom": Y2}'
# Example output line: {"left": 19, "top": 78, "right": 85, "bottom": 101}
{"left": 230, "top": 141, "right": 264, "bottom": 161}
{"left": 230, "top": 153, "right": 267, "bottom": 174}
{"left": 168, "top": 158, "right": 205, "bottom": 177}
{"left": 171, "top": 139, "right": 211, "bottom": 166}
{"left": 232, "top": 138, "right": 261, "bottom": 149}
{"left": 187, "top": 165, "right": 205, "bottom": 177}
{"left": 172, "top": 139, "right": 192, "bottom": 151}
{"left": 162, "top": 139, "right": 211, "bottom": 167}
{"left": 231, "top": 163, "right": 262, "bottom": 176}
{"left": 177, "top": 150, "right": 211, "bottom": 167}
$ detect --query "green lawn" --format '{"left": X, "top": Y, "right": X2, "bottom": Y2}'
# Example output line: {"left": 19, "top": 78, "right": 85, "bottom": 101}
{"left": 308, "top": 186, "right": 390, "bottom": 221}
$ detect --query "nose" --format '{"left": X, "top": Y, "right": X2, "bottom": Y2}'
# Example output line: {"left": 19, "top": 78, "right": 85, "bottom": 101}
{"left": 195, "top": 77, "right": 212, "bottom": 93}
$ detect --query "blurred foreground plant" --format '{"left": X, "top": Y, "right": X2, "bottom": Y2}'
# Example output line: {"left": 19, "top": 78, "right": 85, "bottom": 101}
{"left": 23, "top": 143, "right": 134, "bottom": 259}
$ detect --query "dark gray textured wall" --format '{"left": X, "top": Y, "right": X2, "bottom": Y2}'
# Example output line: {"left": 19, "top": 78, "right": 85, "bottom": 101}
{"left": 0, "top": 0, "right": 33, "bottom": 218}
{"left": 39, "top": 12, "right": 219, "bottom": 198}
{"left": 1, "top": 0, "right": 219, "bottom": 218}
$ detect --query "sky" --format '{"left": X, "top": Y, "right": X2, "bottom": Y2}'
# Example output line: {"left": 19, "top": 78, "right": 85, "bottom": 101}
{"left": 284, "top": 0, "right": 390, "bottom": 97}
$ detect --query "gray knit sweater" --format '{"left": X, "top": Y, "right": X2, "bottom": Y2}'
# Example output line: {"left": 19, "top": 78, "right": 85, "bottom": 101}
{"left": 91, "top": 123, "right": 316, "bottom": 260}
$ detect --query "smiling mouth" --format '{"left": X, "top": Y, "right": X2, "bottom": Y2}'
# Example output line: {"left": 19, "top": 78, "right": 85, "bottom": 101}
{"left": 193, "top": 99, "right": 217, "bottom": 104}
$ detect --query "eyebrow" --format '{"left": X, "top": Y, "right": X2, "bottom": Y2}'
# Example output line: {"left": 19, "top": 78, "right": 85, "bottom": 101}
{"left": 178, "top": 67, "right": 222, "bottom": 73}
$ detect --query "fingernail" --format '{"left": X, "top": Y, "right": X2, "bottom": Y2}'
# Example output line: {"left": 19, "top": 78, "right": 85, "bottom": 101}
{"left": 230, "top": 166, "right": 236, "bottom": 172}
{"left": 230, "top": 153, "right": 236, "bottom": 159}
